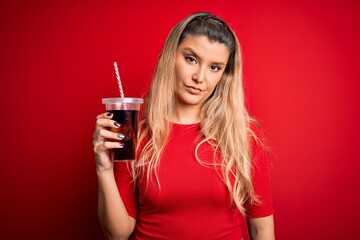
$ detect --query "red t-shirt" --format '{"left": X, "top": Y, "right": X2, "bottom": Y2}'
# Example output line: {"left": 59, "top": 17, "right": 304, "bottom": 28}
{"left": 114, "top": 123, "right": 274, "bottom": 239}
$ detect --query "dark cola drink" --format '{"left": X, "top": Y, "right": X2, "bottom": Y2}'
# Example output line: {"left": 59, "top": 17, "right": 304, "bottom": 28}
{"left": 102, "top": 97, "right": 143, "bottom": 161}
{"left": 109, "top": 110, "right": 140, "bottom": 161}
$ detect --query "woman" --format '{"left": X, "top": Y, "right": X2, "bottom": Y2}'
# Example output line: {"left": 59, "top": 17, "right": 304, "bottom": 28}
{"left": 93, "top": 12, "right": 275, "bottom": 239}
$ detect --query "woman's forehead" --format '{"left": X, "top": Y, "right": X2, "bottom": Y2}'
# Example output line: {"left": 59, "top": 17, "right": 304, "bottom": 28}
{"left": 177, "top": 35, "right": 230, "bottom": 63}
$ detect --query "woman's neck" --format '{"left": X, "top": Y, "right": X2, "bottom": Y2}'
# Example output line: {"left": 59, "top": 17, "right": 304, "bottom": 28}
{"left": 170, "top": 104, "right": 201, "bottom": 124}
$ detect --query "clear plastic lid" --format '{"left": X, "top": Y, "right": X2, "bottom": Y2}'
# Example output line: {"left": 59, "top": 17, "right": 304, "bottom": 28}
{"left": 102, "top": 98, "right": 144, "bottom": 104}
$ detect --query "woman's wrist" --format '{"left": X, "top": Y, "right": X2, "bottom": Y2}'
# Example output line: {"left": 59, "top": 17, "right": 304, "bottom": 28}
{"left": 96, "top": 165, "right": 114, "bottom": 177}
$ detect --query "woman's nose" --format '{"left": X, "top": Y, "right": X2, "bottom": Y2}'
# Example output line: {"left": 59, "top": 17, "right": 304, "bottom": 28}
{"left": 192, "top": 67, "right": 206, "bottom": 83}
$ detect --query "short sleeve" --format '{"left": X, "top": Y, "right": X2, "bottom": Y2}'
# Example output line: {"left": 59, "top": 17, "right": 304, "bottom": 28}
{"left": 246, "top": 126, "right": 274, "bottom": 218}
{"left": 113, "top": 162, "right": 138, "bottom": 219}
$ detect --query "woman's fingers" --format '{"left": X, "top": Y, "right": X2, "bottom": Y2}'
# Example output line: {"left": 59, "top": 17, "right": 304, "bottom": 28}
{"left": 93, "top": 139, "right": 124, "bottom": 153}
{"left": 96, "top": 118, "right": 121, "bottom": 129}
{"left": 96, "top": 112, "right": 121, "bottom": 130}
{"left": 99, "top": 128, "right": 125, "bottom": 141}
{"left": 93, "top": 112, "right": 124, "bottom": 151}
{"left": 96, "top": 112, "right": 113, "bottom": 120}
{"left": 103, "top": 141, "right": 125, "bottom": 149}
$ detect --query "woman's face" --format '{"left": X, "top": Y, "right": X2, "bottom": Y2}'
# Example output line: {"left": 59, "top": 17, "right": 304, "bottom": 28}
{"left": 174, "top": 35, "right": 229, "bottom": 111}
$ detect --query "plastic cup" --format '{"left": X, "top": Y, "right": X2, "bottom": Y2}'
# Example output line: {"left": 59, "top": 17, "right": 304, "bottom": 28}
{"left": 102, "top": 98, "right": 143, "bottom": 161}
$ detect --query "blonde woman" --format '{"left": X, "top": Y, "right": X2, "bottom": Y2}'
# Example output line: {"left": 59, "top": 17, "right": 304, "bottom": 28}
{"left": 93, "top": 12, "right": 275, "bottom": 240}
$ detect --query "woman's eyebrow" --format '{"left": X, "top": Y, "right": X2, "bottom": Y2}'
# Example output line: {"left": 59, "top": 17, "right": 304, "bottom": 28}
{"left": 182, "top": 47, "right": 226, "bottom": 66}
{"left": 182, "top": 47, "right": 198, "bottom": 57}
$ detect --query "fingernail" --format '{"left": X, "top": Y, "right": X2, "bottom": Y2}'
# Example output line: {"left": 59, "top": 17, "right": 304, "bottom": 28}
{"left": 117, "top": 134, "right": 125, "bottom": 139}
{"left": 106, "top": 112, "right": 112, "bottom": 116}
{"left": 114, "top": 122, "right": 120, "bottom": 127}
{"left": 119, "top": 142, "right": 125, "bottom": 147}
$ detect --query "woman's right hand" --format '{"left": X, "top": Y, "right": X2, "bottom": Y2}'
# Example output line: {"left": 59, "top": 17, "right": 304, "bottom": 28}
{"left": 93, "top": 112, "right": 123, "bottom": 173}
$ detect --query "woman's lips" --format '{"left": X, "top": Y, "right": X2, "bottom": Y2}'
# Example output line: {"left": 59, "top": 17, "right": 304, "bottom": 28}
{"left": 185, "top": 85, "right": 202, "bottom": 94}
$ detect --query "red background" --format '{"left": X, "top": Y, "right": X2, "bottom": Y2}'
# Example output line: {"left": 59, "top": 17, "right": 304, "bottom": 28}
{"left": 1, "top": 0, "right": 359, "bottom": 239}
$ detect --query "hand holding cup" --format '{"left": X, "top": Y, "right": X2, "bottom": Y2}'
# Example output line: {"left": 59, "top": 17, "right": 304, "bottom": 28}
{"left": 93, "top": 112, "right": 124, "bottom": 173}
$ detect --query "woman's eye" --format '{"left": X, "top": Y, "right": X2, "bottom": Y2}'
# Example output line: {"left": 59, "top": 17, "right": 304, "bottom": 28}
{"left": 185, "top": 56, "right": 196, "bottom": 63}
{"left": 210, "top": 65, "right": 220, "bottom": 72}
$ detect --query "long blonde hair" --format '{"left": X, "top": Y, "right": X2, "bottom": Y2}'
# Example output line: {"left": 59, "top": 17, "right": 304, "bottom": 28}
{"left": 135, "top": 12, "right": 258, "bottom": 216}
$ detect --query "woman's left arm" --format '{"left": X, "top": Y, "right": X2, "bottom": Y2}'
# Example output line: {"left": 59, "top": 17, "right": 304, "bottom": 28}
{"left": 248, "top": 215, "right": 275, "bottom": 240}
